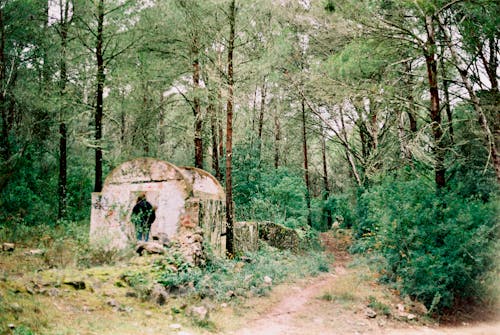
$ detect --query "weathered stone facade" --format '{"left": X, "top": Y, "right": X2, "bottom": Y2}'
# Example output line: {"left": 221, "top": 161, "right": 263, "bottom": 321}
{"left": 90, "top": 158, "right": 226, "bottom": 257}
{"left": 234, "top": 221, "right": 259, "bottom": 254}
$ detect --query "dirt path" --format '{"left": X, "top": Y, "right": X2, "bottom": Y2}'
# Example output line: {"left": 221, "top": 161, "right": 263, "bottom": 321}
{"left": 225, "top": 234, "right": 499, "bottom": 335}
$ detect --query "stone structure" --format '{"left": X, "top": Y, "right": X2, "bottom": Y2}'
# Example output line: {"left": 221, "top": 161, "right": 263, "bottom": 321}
{"left": 259, "top": 221, "right": 302, "bottom": 252}
{"left": 234, "top": 221, "right": 259, "bottom": 254}
{"left": 90, "top": 158, "right": 226, "bottom": 257}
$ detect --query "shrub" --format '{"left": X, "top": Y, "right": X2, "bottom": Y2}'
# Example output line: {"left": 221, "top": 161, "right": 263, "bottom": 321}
{"left": 353, "top": 175, "right": 498, "bottom": 313}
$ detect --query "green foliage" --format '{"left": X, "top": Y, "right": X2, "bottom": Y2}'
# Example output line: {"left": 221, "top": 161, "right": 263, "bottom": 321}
{"left": 352, "top": 174, "right": 498, "bottom": 313}
{"left": 155, "top": 252, "right": 203, "bottom": 291}
{"left": 368, "top": 295, "right": 391, "bottom": 316}
{"left": 325, "top": 193, "right": 355, "bottom": 228}
{"left": 324, "top": 0, "right": 336, "bottom": 12}
{"left": 327, "top": 39, "right": 393, "bottom": 82}
{"left": 233, "top": 144, "right": 309, "bottom": 228}
{"left": 196, "top": 243, "right": 329, "bottom": 301}
{"left": 13, "top": 326, "right": 36, "bottom": 335}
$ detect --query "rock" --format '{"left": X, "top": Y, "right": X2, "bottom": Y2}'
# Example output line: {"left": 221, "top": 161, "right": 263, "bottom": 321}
{"left": 234, "top": 262, "right": 245, "bottom": 272}
{"left": 409, "top": 300, "right": 428, "bottom": 315}
{"left": 10, "top": 303, "right": 22, "bottom": 313}
{"left": 150, "top": 283, "right": 169, "bottom": 305}
{"left": 170, "top": 324, "right": 182, "bottom": 330}
{"left": 226, "top": 290, "right": 236, "bottom": 298}
{"left": 47, "top": 288, "right": 60, "bottom": 297}
{"left": 125, "top": 291, "right": 138, "bottom": 298}
{"left": 152, "top": 233, "right": 170, "bottom": 246}
{"left": 82, "top": 306, "right": 95, "bottom": 313}
{"left": 220, "top": 303, "right": 228, "bottom": 308}
{"left": 64, "top": 280, "right": 86, "bottom": 290}
{"left": 27, "top": 249, "right": 44, "bottom": 256}
{"left": 365, "top": 307, "right": 377, "bottom": 318}
{"left": 8, "top": 324, "right": 15, "bottom": 329}
{"left": 2, "top": 242, "right": 15, "bottom": 252}
{"left": 188, "top": 305, "right": 209, "bottom": 322}
{"left": 407, "top": 313, "right": 417, "bottom": 320}
{"left": 396, "top": 303, "right": 405, "bottom": 312}
{"left": 145, "top": 311, "right": 152, "bottom": 317}
{"left": 263, "top": 276, "right": 273, "bottom": 285}
{"left": 259, "top": 221, "right": 302, "bottom": 252}
{"left": 136, "top": 241, "right": 165, "bottom": 255}
{"left": 107, "top": 299, "right": 119, "bottom": 308}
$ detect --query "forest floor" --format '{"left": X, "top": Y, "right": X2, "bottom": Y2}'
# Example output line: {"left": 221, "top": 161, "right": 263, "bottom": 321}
{"left": 222, "top": 233, "right": 500, "bottom": 335}
{"left": 1, "top": 231, "right": 498, "bottom": 335}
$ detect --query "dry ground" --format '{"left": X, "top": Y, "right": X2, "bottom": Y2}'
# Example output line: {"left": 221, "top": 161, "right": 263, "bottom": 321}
{"left": 217, "top": 232, "right": 500, "bottom": 335}
{"left": 1, "top": 231, "right": 498, "bottom": 335}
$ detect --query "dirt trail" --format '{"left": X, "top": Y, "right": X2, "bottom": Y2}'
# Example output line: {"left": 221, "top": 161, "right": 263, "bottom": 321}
{"left": 226, "top": 234, "right": 499, "bottom": 335}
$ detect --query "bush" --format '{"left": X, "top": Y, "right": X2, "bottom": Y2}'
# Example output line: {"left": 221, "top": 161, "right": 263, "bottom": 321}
{"left": 353, "top": 175, "right": 498, "bottom": 313}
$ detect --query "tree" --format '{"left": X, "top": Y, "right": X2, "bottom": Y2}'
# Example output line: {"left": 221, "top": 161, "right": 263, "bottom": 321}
{"left": 53, "top": 0, "right": 74, "bottom": 219}
{"left": 225, "top": 0, "right": 236, "bottom": 255}
{"left": 76, "top": 0, "right": 136, "bottom": 192}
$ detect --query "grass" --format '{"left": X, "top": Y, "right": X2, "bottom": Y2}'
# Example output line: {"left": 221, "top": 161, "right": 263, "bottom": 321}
{"left": 0, "top": 222, "right": 331, "bottom": 335}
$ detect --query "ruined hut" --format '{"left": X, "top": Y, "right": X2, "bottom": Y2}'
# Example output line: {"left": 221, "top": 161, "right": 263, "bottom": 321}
{"left": 90, "top": 158, "right": 226, "bottom": 257}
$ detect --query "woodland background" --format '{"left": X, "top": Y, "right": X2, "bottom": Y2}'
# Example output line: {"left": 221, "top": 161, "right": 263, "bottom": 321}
{"left": 0, "top": 0, "right": 498, "bottom": 314}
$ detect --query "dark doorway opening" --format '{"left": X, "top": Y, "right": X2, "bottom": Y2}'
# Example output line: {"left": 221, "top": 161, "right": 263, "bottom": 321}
{"left": 131, "top": 194, "right": 156, "bottom": 241}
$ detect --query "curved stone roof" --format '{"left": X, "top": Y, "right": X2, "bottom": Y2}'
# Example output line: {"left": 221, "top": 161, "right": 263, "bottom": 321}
{"left": 178, "top": 166, "right": 225, "bottom": 201}
{"left": 103, "top": 157, "right": 190, "bottom": 189}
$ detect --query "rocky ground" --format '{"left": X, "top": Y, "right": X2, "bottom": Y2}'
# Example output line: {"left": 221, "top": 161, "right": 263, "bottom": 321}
{"left": 0, "top": 232, "right": 498, "bottom": 335}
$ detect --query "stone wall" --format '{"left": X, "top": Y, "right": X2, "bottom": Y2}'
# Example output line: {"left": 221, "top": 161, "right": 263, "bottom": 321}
{"left": 234, "top": 221, "right": 259, "bottom": 254}
{"left": 90, "top": 158, "right": 227, "bottom": 260}
{"left": 259, "top": 221, "right": 302, "bottom": 253}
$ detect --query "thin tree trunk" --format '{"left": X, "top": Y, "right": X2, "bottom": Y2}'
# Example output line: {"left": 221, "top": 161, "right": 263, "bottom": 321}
{"left": 209, "top": 103, "right": 220, "bottom": 179}
{"left": 120, "top": 92, "right": 126, "bottom": 144}
{"left": 193, "top": 44, "right": 203, "bottom": 169}
{"left": 58, "top": 0, "right": 70, "bottom": 219}
{"left": 440, "top": 23, "right": 500, "bottom": 183}
{"left": 0, "top": 6, "right": 8, "bottom": 161}
{"left": 274, "top": 103, "right": 280, "bottom": 169}
{"left": 340, "top": 106, "right": 362, "bottom": 186}
{"left": 94, "top": 0, "right": 105, "bottom": 192}
{"left": 397, "top": 110, "right": 412, "bottom": 161}
{"left": 424, "top": 15, "right": 445, "bottom": 188}
{"left": 216, "top": 46, "right": 223, "bottom": 182}
{"left": 301, "top": 98, "right": 312, "bottom": 227}
{"left": 225, "top": 0, "right": 236, "bottom": 256}
{"left": 440, "top": 54, "right": 454, "bottom": 144}
{"left": 482, "top": 37, "right": 499, "bottom": 92}
{"left": 321, "top": 127, "right": 332, "bottom": 230}
{"left": 258, "top": 79, "right": 266, "bottom": 158}
{"left": 403, "top": 61, "right": 417, "bottom": 133}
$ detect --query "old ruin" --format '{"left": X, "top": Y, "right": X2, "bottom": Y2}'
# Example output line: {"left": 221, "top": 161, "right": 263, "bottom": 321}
{"left": 90, "top": 158, "right": 226, "bottom": 260}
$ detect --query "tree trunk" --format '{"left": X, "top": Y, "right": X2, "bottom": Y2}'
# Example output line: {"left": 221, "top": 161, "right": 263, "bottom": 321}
{"left": 274, "top": 103, "right": 280, "bottom": 169}
{"left": 216, "top": 46, "right": 224, "bottom": 182}
{"left": 58, "top": 0, "right": 70, "bottom": 219}
{"left": 321, "top": 127, "right": 332, "bottom": 230}
{"left": 301, "top": 98, "right": 312, "bottom": 227}
{"left": 225, "top": 0, "right": 236, "bottom": 256}
{"left": 403, "top": 61, "right": 417, "bottom": 133}
{"left": 193, "top": 46, "right": 203, "bottom": 169}
{"left": 441, "top": 24, "right": 500, "bottom": 183}
{"left": 424, "top": 15, "right": 445, "bottom": 188}
{"left": 94, "top": 0, "right": 105, "bottom": 193}
{"left": 484, "top": 37, "right": 499, "bottom": 92}
{"left": 258, "top": 79, "right": 266, "bottom": 158}
{"left": 0, "top": 7, "right": 8, "bottom": 161}
{"left": 209, "top": 102, "right": 220, "bottom": 179}
{"left": 438, "top": 19, "right": 500, "bottom": 183}
{"left": 340, "top": 106, "right": 362, "bottom": 186}
{"left": 440, "top": 54, "right": 454, "bottom": 144}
